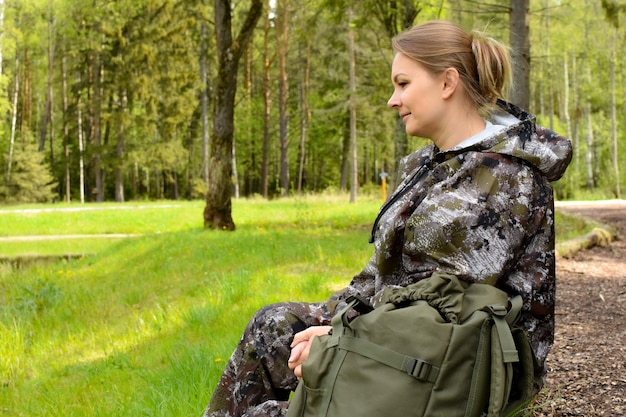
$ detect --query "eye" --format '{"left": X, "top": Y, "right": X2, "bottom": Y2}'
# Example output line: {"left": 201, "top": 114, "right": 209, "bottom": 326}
{"left": 398, "top": 81, "right": 408, "bottom": 88}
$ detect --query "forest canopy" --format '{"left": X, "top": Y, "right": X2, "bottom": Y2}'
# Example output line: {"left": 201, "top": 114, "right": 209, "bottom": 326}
{"left": 0, "top": 0, "right": 623, "bottom": 206}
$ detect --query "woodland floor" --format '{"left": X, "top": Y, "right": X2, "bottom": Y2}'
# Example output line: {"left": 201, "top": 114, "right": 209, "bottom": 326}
{"left": 533, "top": 201, "right": 626, "bottom": 416}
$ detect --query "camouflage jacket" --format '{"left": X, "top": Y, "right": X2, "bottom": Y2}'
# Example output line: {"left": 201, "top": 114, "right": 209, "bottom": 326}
{"left": 329, "top": 100, "right": 573, "bottom": 384}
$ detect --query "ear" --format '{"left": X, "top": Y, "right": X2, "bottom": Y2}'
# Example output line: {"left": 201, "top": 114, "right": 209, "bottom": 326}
{"left": 441, "top": 68, "right": 459, "bottom": 99}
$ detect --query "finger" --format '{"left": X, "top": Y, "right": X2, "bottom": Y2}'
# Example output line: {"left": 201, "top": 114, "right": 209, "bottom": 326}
{"left": 291, "top": 325, "right": 332, "bottom": 347}
{"left": 300, "top": 339, "right": 312, "bottom": 364}
{"left": 291, "top": 328, "right": 313, "bottom": 347}
{"left": 288, "top": 341, "right": 306, "bottom": 366}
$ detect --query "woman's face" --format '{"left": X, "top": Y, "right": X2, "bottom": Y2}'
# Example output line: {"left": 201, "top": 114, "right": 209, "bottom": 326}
{"left": 387, "top": 53, "right": 446, "bottom": 139}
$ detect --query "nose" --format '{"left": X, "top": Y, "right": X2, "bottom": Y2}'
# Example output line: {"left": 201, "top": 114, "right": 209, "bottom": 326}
{"left": 387, "top": 90, "right": 400, "bottom": 109}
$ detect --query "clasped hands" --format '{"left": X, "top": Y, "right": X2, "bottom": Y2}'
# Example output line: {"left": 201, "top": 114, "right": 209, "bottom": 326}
{"left": 288, "top": 325, "right": 332, "bottom": 379}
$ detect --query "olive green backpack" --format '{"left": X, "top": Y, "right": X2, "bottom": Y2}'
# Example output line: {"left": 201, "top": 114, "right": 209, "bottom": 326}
{"left": 286, "top": 273, "right": 535, "bottom": 417}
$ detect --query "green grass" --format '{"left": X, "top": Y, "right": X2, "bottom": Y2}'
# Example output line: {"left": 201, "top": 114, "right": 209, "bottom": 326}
{"left": 0, "top": 196, "right": 381, "bottom": 416}
{"left": 0, "top": 201, "right": 204, "bottom": 236}
{"left": 0, "top": 196, "right": 594, "bottom": 416}
{"left": 0, "top": 238, "right": 130, "bottom": 258}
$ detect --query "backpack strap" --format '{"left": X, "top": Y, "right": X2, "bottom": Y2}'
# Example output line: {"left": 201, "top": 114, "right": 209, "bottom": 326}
{"left": 317, "top": 299, "right": 361, "bottom": 417}
{"left": 485, "top": 295, "right": 524, "bottom": 416}
{"left": 333, "top": 335, "right": 440, "bottom": 383}
{"left": 486, "top": 301, "right": 520, "bottom": 364}
{"left": 505, "top": 295, "right": 523, "bottom": 326}
{"left": 329, "top": 297, "right": 440, "bottom": 384}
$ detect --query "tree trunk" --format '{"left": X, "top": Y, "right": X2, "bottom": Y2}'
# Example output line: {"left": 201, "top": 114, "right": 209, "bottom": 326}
{"left": 610, "top": 28, "right": 620, "bottom": 198}
{"left": 545, "top": 0, "right": 554, "bottom": 129}
{"left": 172, "top": 171, "right": 179, "bottom": 200}
{"left": 7, "top": 54, "right": 19, "bottom": 183}
{"left": 39, "top": 0, "right": 55, "bottom": 172}
{"left": 339, "top": 114, "right": 350, "bottom": 191}
{"left": 244, "top": 44, "right": 253, "bottom": 196}
{"left": 78, "top": 87, "right": 85, "bottom": 204}
{"left": 297, "top": 39, "right": 310, "bottom": 193}
{"left": 186, "top": 114, "right": 196, "bottom": 200}
{"left": 277, "top": 0, "right": 289, "bottom": 196}
{"left": 114, "top": 89, "right": 126, "bottom": 203}
{"left": 509, "top": 0, "right": 530, "bottom": 109}
{"left": 92, "top": 41, "right": 104, "bottom": 202}
{"left": 585, "top": 102, "right": 594, "bottom": 192}
{"left": 62, "top": 51, "right": 70, "bottom": 202}
{"left": 232, "top": 133, "right": 240, "bottom": 199}
{"left": 204, "top": 0, "right": 263, "bottom": 230}
{"left": 563, "top": 52, "right": 572, "bottom": 142}
{"left": 572, "top": 54, "right": 580, "bottom": 185}
{"left": 200, "top": 12, "right": 209, "bottom": 185}
{"left": 348, "top": 7, "right": 357, "bottom": 203}
{"left": 261, "top": 0, "right": 271, "bottom": 198}
{"left": 22, "top": 48, "right": 30, "bottom": 130}
{"left": 538, "top": 61, "right": 544, "bottom": 115}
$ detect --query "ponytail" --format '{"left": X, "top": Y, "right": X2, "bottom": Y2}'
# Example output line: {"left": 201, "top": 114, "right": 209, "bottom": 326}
{"left": 470, "top": 30, "right": 512, "bottom": 107}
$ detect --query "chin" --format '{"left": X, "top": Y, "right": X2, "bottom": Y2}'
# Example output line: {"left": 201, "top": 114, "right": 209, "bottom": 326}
{"left": 405, "top": 127, "right": 421, "bottom": 137}
{"left": 403, "top": 122, "right": 418, "bottom": 137}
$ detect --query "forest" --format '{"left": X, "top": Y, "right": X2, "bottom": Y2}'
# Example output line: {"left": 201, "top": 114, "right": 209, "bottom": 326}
{"left": 0, "top": 0, "right": 624, "bottom": 211}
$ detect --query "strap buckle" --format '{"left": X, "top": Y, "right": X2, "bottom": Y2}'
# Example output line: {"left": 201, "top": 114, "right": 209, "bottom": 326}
{"left": 405, "top": 358, "right": 434, "bottom": 382}
{"left": 486, "top": 304, "right": 507, "bottom": 317}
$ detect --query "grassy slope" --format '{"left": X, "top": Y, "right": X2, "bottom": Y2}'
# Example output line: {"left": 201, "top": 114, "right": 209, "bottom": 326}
{"left": 0, "top": 198, "right": 379, "bottom": 416}
{"left": 0, "top": 198, "right": 593, "bottom": 416}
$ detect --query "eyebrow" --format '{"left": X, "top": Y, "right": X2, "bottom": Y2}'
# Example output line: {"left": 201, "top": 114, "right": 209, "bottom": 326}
{"left": 392, "top": 73, "right": 407, "bottom": 83}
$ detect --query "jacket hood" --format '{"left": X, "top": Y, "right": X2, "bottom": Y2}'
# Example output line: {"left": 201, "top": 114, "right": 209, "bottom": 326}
{"left": 449, "top": 100, "right": 573, "bottom": 182}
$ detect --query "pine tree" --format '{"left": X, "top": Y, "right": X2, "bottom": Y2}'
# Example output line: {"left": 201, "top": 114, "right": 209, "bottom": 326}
{"left": 1, "top": 141, "right": 57, "bottom": 203}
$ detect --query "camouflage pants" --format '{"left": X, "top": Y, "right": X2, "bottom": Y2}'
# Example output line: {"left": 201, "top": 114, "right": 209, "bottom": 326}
{"left": 203, "top": 301, "right": 332, "bottom": 417}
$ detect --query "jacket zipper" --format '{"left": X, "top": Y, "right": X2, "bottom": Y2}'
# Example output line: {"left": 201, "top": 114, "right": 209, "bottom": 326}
{"left": 369, "top": 157, "right": 432, "bottom": 243}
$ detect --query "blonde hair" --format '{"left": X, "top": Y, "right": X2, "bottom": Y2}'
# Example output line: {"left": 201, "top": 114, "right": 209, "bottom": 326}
{"left": 392, "top": 20, "right": 511, "bottom": 112}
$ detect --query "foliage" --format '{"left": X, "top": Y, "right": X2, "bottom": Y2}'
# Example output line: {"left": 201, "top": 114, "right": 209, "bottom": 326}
{"left": 0, "top": 142, "right": 57, "bottom": 204}
{"left": 14, "top": 278, "right": 62, "bottom": 314}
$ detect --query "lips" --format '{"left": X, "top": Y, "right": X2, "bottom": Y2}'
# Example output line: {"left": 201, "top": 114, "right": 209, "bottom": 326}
{"left": 400, "top": 113, "right": 411, "bottom": 123}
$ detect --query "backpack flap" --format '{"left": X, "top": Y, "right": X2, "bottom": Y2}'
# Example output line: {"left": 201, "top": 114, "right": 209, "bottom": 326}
{"left": 330, "top": 295, "right": 440, "bottom": 382}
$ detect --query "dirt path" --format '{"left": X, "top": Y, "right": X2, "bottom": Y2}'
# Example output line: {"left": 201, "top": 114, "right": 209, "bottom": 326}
{"left": 0, "top": 234, "right": 139, "bottom": 242}
{"left": 534, "top": 200, "right": 626, "bottom": 416}
{"left": 0, "top": 204, "right": 181, "bottom": 214}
